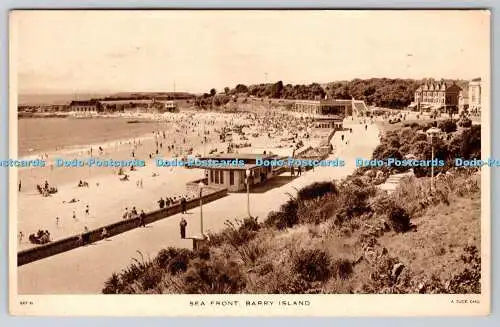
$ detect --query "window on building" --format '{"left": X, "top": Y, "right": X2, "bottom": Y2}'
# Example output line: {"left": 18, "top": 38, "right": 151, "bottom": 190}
{"left": 214, "top": 170, "right": 219, "bottom": 184}
{"left": 229, "top": 170, "right": 234, "bottom": 185}
{"left": 220, "top": 171, "right": 224, "bottom": 184}
{"left": 210, "top": 170, "right": 214, "bottom": 183}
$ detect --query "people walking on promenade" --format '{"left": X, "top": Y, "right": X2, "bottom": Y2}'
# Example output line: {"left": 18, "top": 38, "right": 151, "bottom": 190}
{"left": 158, "top": 197, "right": 165, "bottom": 209}
{"left": 180, "top": 217, "right": 187, "bottom": 239}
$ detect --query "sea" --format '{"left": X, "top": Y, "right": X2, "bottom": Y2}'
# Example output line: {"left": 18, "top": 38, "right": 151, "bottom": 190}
{"left": 18, "top": 117, "right": 164, "bottom": 158}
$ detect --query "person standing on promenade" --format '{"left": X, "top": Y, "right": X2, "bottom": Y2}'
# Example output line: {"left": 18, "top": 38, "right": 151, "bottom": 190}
{"left": 101, "top": 228, "right": 108, "bottom": 239}
{"left": 139, "top": 210, "right": 146, "bottom": 227}
{"left": 180, "top": 217, "right": 187, "bottom": 239}
{"left": 18, "top": 179, "right": 21, "bottom": 192}
{"left": 83, "top": 226, "right": 90, "bottom": 246}
{"left": 18, "top": 231, "right": 23, "bottom": 244}
{"left": 181, "top": 196, "right": 187, "bottom": 214}
{"left": 158, "top": 198, "right": 165, "bottom": 209}
{"left": 72, "top": 211, "right": 77, "bottom": 221}
{"left": 85, "top": 205, "right": 89, "bottom": 216}
{"left": 56, "top": 216, "right": 60, "bottom": 227}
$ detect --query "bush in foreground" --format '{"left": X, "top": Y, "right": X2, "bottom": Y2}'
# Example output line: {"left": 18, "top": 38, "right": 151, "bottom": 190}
{"left": 387, "top": 206, "right": 412, "bottom": 233}
{"left": 181, "top": 258, "right": 246, "bottom": 294}
{"left": 292, "top": 248, "right": 332, "bottom": 282}
{"left": 265, "top": 198, "right": 299, "bottom": 230}
{"left": 155, "top": 247, "right": 194, "bottom": 275}
{"left": 297, "top": 181, "right": 337, "bottom": 201}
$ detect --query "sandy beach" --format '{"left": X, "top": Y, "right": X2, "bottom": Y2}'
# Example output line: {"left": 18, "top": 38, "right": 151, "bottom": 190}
{"left": 17, "top": 110, "right": 324, "bottom": 250}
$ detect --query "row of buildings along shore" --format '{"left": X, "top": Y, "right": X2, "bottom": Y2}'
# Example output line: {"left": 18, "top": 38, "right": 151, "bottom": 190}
{"left": 30, "top": 98, "right": 180, "bottom": 114}
{"left": 409, "top": 77, "right": 481, "bottom": 115}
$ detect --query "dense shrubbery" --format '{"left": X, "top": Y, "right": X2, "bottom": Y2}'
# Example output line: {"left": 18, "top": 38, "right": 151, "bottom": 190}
{"left": 181, "top": 258, "right": 246, "bottom": 294}
{"left": 208, "top": 216, "right": 260, "bottom": 247}
{"left": 265, "top": 199, "right": 299, "bottom": 230}
{"left": 297, "top": 182, "right": 337, "bottom": 201}
{"left": 155, "top": 248, "right": 193, "bottom": 275}
{"left": 438, "top": 119, "right": 457, "bottom": 133}
{"left": 448, "top": 246, "right": 481, "bottom": 294}
{"left": 292, "top": 248, "right": 332, "bottom": 282}
{"left": 373, "top": 122, "right": 480, "bottom": 177}
{"left": 334, "top": 179, "right": 377, "bottom": 226}
{"left": 387, "top": 206, "right": 411, "bottom": 233}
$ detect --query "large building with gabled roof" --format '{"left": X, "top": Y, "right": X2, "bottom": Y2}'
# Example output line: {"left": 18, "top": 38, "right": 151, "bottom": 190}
{"left": 410, "top": 80, "right": 462, "bottom": 114}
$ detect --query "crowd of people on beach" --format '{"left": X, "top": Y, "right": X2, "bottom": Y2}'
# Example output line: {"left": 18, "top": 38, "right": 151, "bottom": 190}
{"left": 36, "top": 180, "right": 57, "bottom": 197}
{"left": 19, "top": 109, "right": 331, "bottom": 250}
{"left": 28, "top": 229, "right": 51, "bottom": 245}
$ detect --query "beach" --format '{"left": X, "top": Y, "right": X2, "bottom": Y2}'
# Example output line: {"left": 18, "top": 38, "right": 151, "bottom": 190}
{"left": 17, "top": 110, "right": 325, "bottom": 250}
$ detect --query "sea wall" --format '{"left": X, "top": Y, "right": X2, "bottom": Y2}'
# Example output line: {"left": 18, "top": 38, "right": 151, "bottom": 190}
{"left": 17, "top": 187, "right": 228, "bottom": 266}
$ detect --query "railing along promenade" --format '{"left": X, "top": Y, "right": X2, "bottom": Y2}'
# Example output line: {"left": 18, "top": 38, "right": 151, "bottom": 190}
{"left": 17, "top": 186, "right": 228, "bottom": 266}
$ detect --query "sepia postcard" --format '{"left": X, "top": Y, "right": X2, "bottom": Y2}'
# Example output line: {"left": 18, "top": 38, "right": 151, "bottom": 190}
{"left": 8, "top": 9, "right": 491, "bottom": 316}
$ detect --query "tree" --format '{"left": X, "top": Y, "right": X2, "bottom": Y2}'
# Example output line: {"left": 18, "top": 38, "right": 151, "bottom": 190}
{"left": 210, "top": 88, "right": 217, "bottom": 97}
{"left": 270, "top": 81, "right": 284, "bottom": 98}
{"left": 234, "top": 84, "right": 249, "bottom": 94}
{"left": 224, "top": 87, "right": 230, "bottom": 95}
{"left": 438, "top": 119, "right": 457, "bottom": 133}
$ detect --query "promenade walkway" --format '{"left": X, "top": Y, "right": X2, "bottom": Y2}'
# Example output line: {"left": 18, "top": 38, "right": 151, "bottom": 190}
{"left": 18, "top": 121, "right": 380, "bottom": 294}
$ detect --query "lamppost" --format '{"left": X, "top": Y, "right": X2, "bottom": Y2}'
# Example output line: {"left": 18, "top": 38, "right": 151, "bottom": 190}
{"left": 198, "top": 181, "right": 205, "bottom": 237}
{"left": 426, "top": 127, "right": 441, "bottom": 193}
{"left": 246, "top": 169, "right": 251, "bottom": 217}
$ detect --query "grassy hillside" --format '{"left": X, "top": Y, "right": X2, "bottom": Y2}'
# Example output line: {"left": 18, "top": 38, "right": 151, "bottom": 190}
{"left": 102, "top": 121, "right": 481, "bottom": 294}
{"left": 102, "top": 168, "right": 480, "bottom": 294}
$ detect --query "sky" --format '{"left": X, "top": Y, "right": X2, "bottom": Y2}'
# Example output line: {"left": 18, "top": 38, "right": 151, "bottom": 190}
{"left": 11, "top": 10, "right": 490, "bottom": 94}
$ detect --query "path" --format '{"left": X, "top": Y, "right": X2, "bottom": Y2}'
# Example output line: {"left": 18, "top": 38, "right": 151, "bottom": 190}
{"left": 378, "top": 171, "right": 414, "bottom": 194}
